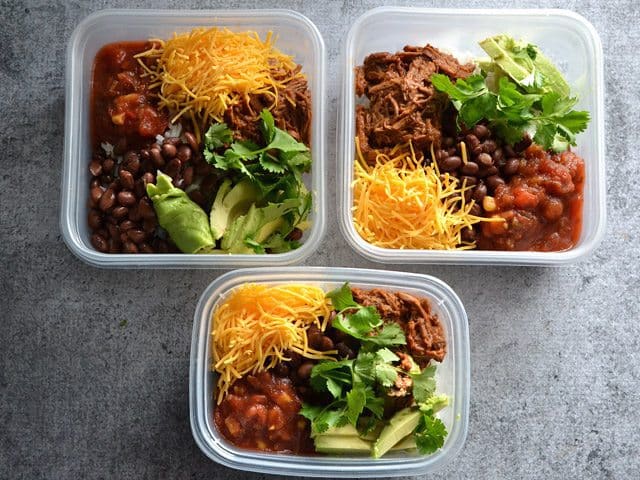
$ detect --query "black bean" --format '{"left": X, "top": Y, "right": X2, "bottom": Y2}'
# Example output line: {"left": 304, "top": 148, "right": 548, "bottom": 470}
{"left": 297, "top": 363, "right": 314, "bottom": 380}
{"left": 177, "top": 145, "right": 192, "bottom": 162}
{"left": 123, "top": 241, "right": 139, "bottom": 253}
{"left": 98, "top": 188, "right": 116, "bottom": 212}
{"left": 121, "top": 151, "right": 140, "bottom": 174}
{"left": 184, "top": 132, "right": 199, "bottom": 152}
{"left": 320, "top": 336, "right": 335, "bottom": 351}
{"left": 461, "top": 227, "right": 476, "bottom": 242}
{"left": 161, "top": 143, "right": 177, "bottom": 159}
{"left": 112, "top": 206, "right": 128, "bottom": 219}
{"left": 286, "top": 228, "right": 303, "bottom": 241}
{"left": 460, "top": 175, "right": 477, "bottom": 187}
{"left": 503, "top": 158, "right": 520, "bottom": 176}
{"left": 473, "top": 124, "right": 490, "bottom": 139}
{"left": 88, "top": 209, "right": 102, "bottom": 230}
{"left": 482, "top": 139, "right": 497, "bottom": 154}
{"left": 440, "top": 156, "right": 462, "bottom": 171}
{"left": 486, "top": 175, "right": 505, "bottom": 191}
{"left": 477, "top": 153, "right": 493, "bottom": 167}
{"left": 127, "top": 228, "right": 146, "bottom": 244}
{"left": 336, "top": 342, "right": 355, "bottom": 359}
{"left": 465, "top": 134, "right": 480, "bottom": 150}
{"left": 493, "top": 147, "right": 504, "bottom": 163}
{"left": 469, "top": 203, "right": 482, "bottom": 216}
{"left": 119, "top": 169, "right": 134, "bottom": 190}
{"left": 473, "top": 183, "right": 487, "bottom": 202}
{"left": 163, "top": 137, "right": 180, "bottom": 146}
{"left": 91, "top": 233, "right": 108, "bottom": 252}
{"left": 443, "top": 137, "right": 455, "bottom": 148}
{"left": 117, "top": 190, "right": 136, "bottom": 207}
{"left": 103, "top": 158, "right": 115, "bottom": 175}
{"left": 150, "top": 147, "right": 164, "bottom": 168}
{"left": 461, "top": 161, "right": 479, "bottom": 176}
{"left": 89, "top": 160, "right": 102, "bottom": 177}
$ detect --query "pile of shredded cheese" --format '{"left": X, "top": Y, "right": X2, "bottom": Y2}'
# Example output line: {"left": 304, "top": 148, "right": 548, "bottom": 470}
{"left": 352, "top": 140, "right": 498, "bottom": 250}
{"left": 135, "top": 28, "right": 303, "bottom": 138}
{"left": 212, "top": 283, "right": 333, "bottom": 404}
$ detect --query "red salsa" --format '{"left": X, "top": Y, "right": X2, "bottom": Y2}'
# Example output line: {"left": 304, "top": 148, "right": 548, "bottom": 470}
{"left": 214, "top": 371, "right": 314, "bottom": 454}
{"left": 90, "top": 41, "right": 168, "bottom": 151}
{"left": 477, "top": 145, "right": 585, "bottom": 251}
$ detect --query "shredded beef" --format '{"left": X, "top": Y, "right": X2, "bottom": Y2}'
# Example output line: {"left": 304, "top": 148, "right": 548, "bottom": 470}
{"left": 351, "top": 287, "right": 447, "bottom": 365}
{"left": 224, "top": 64, "right": 312, "bottom": 146}
{"left": 355, "top": 44, "right": 475, "bottom": 164}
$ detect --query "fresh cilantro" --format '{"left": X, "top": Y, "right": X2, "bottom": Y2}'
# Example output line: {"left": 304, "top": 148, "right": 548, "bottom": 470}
{"left": 326, "top": 283, "right": 358, "bottom": 310}
{"left": 309, "top": 359, "right": 354, "bottom": 399}
{"left": 431, "top": 71, "right": 590, "bottom": 152}
{"left": 345, "top": 384, "right": 367, "bottom": 425}
{"left": 414, "top": 414, "right": 447, "bottom": 454}
{"left": 204, "top": 122, "right": 233, "bottom": 150}
{"left": 411, "top": 365, "right": 437, "bottom": 404}
{"left": 326, "top": 283, "right": 406, "bottom": 348}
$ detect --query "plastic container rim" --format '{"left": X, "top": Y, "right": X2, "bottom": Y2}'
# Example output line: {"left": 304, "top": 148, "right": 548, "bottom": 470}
{"left": 60, "top": 8, "right": 327, "bottom": 268}
{"left": 337, "top": 7, "right": 606, "bottom": 266}
{"left": 189, "top": 266, "right": 470, "bottom": 477}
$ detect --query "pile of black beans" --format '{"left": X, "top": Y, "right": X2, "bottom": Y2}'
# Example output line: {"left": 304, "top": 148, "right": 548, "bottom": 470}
{"left": 273, "top": 320, "right": 361, "bottom": 403}
{"left": 434, "top": 124, "right": 532, "bottom": 242}
{"left": 88, "top": 131, "right": 219, "bottom": 253}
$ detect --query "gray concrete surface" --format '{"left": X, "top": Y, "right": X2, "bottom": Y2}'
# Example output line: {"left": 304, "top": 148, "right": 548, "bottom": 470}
{"left": 1, "top": 0, "right": 639, "bottom": 478}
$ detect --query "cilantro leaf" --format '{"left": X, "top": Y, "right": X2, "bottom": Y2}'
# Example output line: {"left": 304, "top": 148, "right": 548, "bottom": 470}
{"left": 376, "top": 348, "right": 399, "bottom": 363}
{"left": 431, "top": 67, "right": 590, "bottom": 152}
{"left": 419, "top": 394, "right": 449, "bottom": 415}
{"left": 326, "top": 283, "right": 358, "bottom": 311}
{"left": 363, "top": 323, "right": 406, "bottom": 347}
{"left": 411, "top": 365, "right": 437, "bottom": 404}
{"left": 375, "top": 362, "right": 398, "bottom": 387}
{"left": 414, "top": 414, "right": 447, "bottom": 454}
{"left": 309, "top": 359, "right": 353, "bottom": 398}
{"left": 204, "top": 122, "right": 233, "bottom": 150}
{"left": 346, "top": 384, "right": 367, "bottom": 425}
{"left": 259, "top": 109, "right": 276, "bottom": 143}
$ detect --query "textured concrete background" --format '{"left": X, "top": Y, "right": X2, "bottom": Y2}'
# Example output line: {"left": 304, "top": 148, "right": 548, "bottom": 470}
{"left": 1, "top": 0, "right": 639, "bottom": 478}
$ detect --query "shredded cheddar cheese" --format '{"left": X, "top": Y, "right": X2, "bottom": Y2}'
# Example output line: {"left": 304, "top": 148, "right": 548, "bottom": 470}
{"left": 135, "top": 28, "right": 304, "bottom": 138}
{"left": 352, "top": 140, "right": 500, "bottom": 250}
{"left": 212, "top": 283, "right": 334, "bottom": 404}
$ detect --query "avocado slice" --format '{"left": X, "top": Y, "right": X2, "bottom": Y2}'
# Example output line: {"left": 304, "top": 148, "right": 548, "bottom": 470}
{"left": 479, "top": 34, "right": 570, "bottom": 97}
{"left": 371, "top": 408, "right": 421, "bottom": 459}
{"left": 314, "top": 435, "right": 373, "bottom": 455}
{"left": 209, "top": 178, "right": 261, "bottom": 240}
{"left": 311, "top": 423, "right": 380, "bottom": 442}
{"left": 221, "top": 198, "right": 300, "bottom": 253}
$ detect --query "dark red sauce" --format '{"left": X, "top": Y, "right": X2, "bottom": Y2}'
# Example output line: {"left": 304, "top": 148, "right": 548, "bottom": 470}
{"left": 214, "top": 371, "right": 314, "bottom": 454}
{"left": 90, "top": 41, "right": 168, "bottom": 151}
{"left": 477, "top": 145, "right": 585, "bottom": 251}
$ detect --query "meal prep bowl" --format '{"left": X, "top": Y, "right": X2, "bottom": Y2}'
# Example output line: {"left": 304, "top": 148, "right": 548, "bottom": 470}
{"left": 61, "top": 9, "right": 326, "bottom": 268}
{"left": 337, "top": 7, "right": 605, "bottom": 266}
{"left": 190, "top": 267, "right": 470, "bottom": 477}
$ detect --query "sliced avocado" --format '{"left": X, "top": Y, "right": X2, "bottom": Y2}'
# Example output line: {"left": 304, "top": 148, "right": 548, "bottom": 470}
{"left": 390, "top": 435, "right": 417, "bottom": 451}
{"left": 221, "top": 199, "right": 300, "bottom": 253}
{"left": 312, "top": 424, "right": 360, "bottom": 439}
{"left": 209, "top": 178, "right": 261, "bottom": 240}
{"left": 314, "top": 435, "right": 373, "bottom": 455}
{"left": 479, "top": 35, "right": 570, "bottom": 97}
{"left": 372, "top": 408, "right": 421, "bottom": 459}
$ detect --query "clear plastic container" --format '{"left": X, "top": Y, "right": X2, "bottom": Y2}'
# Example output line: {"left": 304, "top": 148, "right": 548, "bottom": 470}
{"left": 61, "top": 9, "right": 326, "bottom": 268}
{"left": 189, "top": 267, "right": 470, "bottom": 477}
{"left": 337, "top": 8, "right": 606, "bottom": 266}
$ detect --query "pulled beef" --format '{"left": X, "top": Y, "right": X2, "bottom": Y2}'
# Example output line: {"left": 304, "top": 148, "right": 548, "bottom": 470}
{"left": 224, "top": 64, "right": 312, "bottom": 146}
{"left": 355, "top": 44, "right": 475, "bottom": 163}
{"left": 351, "top": 287, "right": 447, "bottom": 365}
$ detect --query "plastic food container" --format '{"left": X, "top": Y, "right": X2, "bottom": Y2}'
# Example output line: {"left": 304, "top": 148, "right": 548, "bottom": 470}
{"left": 190, "top": 267, "right": 470, "bottom": 477}
{"left": 61, "top": 9, "right": 326, "bottom": 268}
{"left": 337, "top": 8, "right": 605, "bottom": 266}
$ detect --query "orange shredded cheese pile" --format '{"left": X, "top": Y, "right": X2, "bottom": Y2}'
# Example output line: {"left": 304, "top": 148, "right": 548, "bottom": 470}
{"left": 352, "top": 140, "right": 499, "bottom": 250}
{"left": 135, "top": 27, "right": 303, "bottom": 137}
{"left": 212, "top": 283, "right": 333, "bottom": 404}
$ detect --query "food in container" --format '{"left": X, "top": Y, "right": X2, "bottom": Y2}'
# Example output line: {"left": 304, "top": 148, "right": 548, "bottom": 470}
{"left": 61, "top": 10, "right": 326, "bottom": 268}
{"left": 190, "top": 267, "right": 469, "bottom": 477}
{"left": 338, "top": 8, "right": 605, "bottom": 266}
